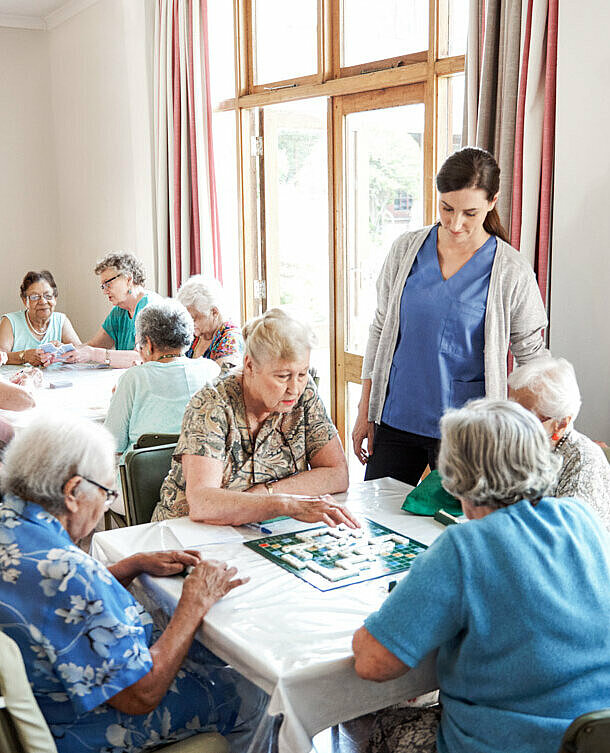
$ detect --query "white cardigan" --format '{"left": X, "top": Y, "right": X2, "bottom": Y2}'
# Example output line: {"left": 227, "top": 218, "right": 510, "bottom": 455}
{"left": 362, "top": 225, "right": 549, "bottom": 424}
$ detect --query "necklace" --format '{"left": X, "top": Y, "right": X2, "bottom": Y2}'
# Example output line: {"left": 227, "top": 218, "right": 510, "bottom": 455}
{"left": 25, "top": 310, "right": 49, "bottom": 336}
{"left": 553, "top": 432, "right": 570, "bottom": 453}
{"left": 156, "top": 353, "right": 182, "bottom": 361}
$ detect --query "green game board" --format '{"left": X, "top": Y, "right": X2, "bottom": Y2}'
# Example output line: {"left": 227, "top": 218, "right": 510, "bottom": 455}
{"left": 244, "top": 518, "right": 427, "bottom": 591}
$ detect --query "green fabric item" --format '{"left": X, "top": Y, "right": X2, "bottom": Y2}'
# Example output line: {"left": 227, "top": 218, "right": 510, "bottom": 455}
{"left": 402, "top": 470, "right": 463, "bottom": 516}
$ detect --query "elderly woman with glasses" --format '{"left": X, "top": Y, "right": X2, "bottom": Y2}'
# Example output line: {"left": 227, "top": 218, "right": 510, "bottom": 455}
{"left": 67, "top": 252, "right": 159, "bottom": 369}
{"left": 152, "top": 308, "right": 354, "bottom": 528}
{"left": 177, "top": 275, "right": 244, "bottom": 369}
{"left": 0, "top": 270, "right": 81, "bottom": 367}
{"left": 352, "top": 399, "right": 610, "bottom": 753}
{"left": 0, "top": 416, "right": 268, "bottom": 753}
{"left": 508, "top": 356, "right": 610, "bottom": 528}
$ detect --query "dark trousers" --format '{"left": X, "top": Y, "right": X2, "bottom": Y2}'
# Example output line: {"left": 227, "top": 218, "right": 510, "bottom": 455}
{"left": 364, "top": 423, "right": 440, "bottom": 487}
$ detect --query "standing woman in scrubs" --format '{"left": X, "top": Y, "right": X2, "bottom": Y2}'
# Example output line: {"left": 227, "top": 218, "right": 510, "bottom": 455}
{"left": 352, "top": 147, "right": 549, "bottom": 485}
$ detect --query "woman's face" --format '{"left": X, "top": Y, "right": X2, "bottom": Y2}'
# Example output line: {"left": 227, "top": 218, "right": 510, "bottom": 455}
{"left": 66, "top": 472, "right": 115, "bottom": 541}
{"left": 186, "top": 305, "right": 217, "bottom": 338}
{"left": 245, "top": 354, "right": 310, "bottom": 414}
{"left": 22, "top": 280, "right": 57, "bottom": 321}
{"left": 99, "top": 267, "right": 132, "bottom": 307}
{"left": 438, "top": 187, "right": 497, "bottom": 243}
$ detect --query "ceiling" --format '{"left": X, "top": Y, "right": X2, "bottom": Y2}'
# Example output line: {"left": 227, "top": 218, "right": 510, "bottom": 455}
{"left": 0, "top": 0, "right": 67, "bottom": 16}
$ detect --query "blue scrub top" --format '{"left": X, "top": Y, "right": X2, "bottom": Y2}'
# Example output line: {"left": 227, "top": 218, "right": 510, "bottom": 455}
{"left": 382, "top": 225, "right": 496, "bottom": 438}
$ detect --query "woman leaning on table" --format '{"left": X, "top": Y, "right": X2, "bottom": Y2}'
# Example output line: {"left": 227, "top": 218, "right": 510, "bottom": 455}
{"left": 0, "top": 416, "right": 268, "bottom": 753}
{"left": 151, "top": 308, "right": 354, "bottom": 528}
{"left": 352, "top": 147, "right": 549, "bottom": 485}
{"left": 67, "top": 252, "right": 158, "bottom": 369}
{"left": 0, "top": 270, "right": 81, "bottom": 367}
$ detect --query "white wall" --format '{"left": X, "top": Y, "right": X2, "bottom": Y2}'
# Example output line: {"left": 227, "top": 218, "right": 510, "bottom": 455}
{"left": 0, "top": 28, "right": 59, "bottom": 312}
{"left": 551, "top": 1, "right": 610, "bottom": 439}
{"left": 48, "top": 0, "right": 155, "bottom": 339}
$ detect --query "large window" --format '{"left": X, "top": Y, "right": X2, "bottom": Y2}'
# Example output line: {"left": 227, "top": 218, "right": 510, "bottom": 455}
{"left": 212, "top": 0, "right": 467, "bottom": 459}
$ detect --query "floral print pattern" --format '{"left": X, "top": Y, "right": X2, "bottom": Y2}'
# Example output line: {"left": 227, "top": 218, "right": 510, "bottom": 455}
{"left": 0, "top": 496, "right": 243, "bottom": 753}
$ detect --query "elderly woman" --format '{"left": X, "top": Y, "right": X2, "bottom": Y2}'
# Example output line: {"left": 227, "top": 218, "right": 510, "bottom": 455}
{"left": 152, "top": 308, "right": 353, "bottom": 528}
{"left": 352, "top": 399, "right": 610, "bottom": 753}
{"left": 177, "top": 275, "right": 244, "bottom": 369}
{"left": 0, "top": 270, "right": 81, "bottom": 367}
{"left": 0, "top": 416, "right": 268, "bottom": 753}
{"left": 508, "top": 357, "right": 610, "bottom": 528}
{"left": 68, "top": 252, "right": 159, "bottom": 369}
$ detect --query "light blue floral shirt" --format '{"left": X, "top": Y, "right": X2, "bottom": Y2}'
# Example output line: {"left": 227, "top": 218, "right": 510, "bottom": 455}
{"left": 0, "top": 495, "right": 242, "bottom": 753}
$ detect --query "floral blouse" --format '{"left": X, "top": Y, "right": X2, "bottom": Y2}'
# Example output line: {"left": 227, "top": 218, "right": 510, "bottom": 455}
{"left": 554, "top": 429, "right": 610, "bottom": 530}
{"left": 185, "top": 320, "right": 244, "bottom": 366}
{"left": 152, "top": 372, "right": 338, "bottom": 521}
{"left": 0, "top": 496, "right": 241, "bottom": 752}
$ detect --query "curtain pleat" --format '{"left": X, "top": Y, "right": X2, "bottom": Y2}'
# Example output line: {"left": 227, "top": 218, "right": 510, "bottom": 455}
{"left": 153, "top": 0, "right": 221, "bottom": 296}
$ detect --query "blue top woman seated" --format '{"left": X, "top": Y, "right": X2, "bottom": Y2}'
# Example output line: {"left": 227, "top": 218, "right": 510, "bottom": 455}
{"left": 353, "top": 399, "right": 610, "bottom": 753}
{"left": 0, "top": 270, "right": 81, "bottom": 367}
{"left": 68, "top": 252, "right": 159, "bottom": 369}
{"left": 0, "top": 416, "right": 267, "bottom": 753}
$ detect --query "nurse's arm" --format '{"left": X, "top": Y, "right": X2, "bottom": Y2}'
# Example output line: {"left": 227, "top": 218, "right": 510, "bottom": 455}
{"left": 352, "top": 625, "right": 410, "bottom": 682}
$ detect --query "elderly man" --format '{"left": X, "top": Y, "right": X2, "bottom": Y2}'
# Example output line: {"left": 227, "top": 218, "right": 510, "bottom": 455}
{"left": 353, "top": 399, "right": 610, "bottom": 753}
{"left": 0, "top": 416, "right": 269, "bottom": 753}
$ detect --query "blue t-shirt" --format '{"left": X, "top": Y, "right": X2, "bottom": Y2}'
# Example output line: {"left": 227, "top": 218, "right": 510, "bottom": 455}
{"left": 102, "top": 292, "right": 158, "bottom": 350}
{"left": 382, "top": 225, "right": 496, "bottom": 438}
{"left": 365, "top": 497, "right": 610, "bottom": 753}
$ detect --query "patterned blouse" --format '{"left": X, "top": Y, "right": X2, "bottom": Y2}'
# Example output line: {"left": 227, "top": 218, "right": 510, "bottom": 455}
{"left": 185, "top": 320, "right": 244, "bottom": 367}
{"left": 152, "top": 371, "right": 338, "bottom": 520}
{"left": 555, "top": 429, "right": 610, "bottom": 530}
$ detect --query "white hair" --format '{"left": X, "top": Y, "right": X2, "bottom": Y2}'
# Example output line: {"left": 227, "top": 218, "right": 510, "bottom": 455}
{"left": 242, "top": 308, "right": 316, "bottom": 364}
{"left": 177, "top": 275, "right": 227, "bottom": 318}
{"left": 438, "top": 398, "right": 561, "bottom": 509}
{"left": 1, "top": 416, "right": 116, "bottom": 516}
{"left": 508, "top": 357, "right": 582, "bottom": 421}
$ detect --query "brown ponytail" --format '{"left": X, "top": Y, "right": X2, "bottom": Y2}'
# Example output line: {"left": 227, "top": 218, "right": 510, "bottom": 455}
{"left": 437, "top": 147, "right": 510, "bottom": 243}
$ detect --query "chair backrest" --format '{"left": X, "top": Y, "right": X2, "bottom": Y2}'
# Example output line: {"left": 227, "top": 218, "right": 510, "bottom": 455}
{"left": 120, "top": 443, "right": 176, "bottom": 526}
{"left": 0, "top": 631, "right": 57, "bottom": 753}
{"left": 558, "top": 709, "right": 610, "bottom": 753}
{"left": 134, "top": 433, "right": 180, "bottom": 450}
{"left": 603, "top": 445, "right": 610, "bottom": 464}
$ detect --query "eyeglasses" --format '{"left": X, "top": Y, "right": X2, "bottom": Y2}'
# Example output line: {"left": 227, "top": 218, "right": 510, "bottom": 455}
{"left": 100, "top": 273, "right": 122, "bottom": 291}
{"left": 82, "top": 477, "right": 119, "bottom": 509}
{"left": 26, "top": 294, "right": 55, "bottom": 302}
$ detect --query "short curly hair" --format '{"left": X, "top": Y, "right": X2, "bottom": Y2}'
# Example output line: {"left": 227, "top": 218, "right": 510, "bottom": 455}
{"left": 20, "top": 270, "right": 58, "bottom": 299}
{"left": 94, "top": 252, "right": 146, "bottom": 286}
{"left": 135, "top": 299, "right": 194, "bottom": 352}
{"left": 242, "top": 308, "right": 315, "bottom": 364}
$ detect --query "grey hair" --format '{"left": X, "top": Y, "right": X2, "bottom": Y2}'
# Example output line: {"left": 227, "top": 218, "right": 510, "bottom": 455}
{"left": 135, "top": 299, "right": 194, "bottom": 352}
{"left": 242, "top": 308, "right": 316, "bottom": 364}
{"left": 177, "top": 275, "right": 226, "bottom": 317}
{"left": 508, "top": 357, "right": 582, "bottom": 421}
{"left": 438, "top": 398, "right": 561, "bottom": 509}
{"left": 94, "top": 252, "right": 146, "bottom": 286}
{"left": 1, "top": 416, "right": 116, "bottom": 517}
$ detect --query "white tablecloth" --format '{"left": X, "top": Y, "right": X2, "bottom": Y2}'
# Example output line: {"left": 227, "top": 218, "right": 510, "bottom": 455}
{"left": 0, "top": 363, "right": 125, "bottom": 428}
{"left": 91, "top": 478, "right": 445, "bottom": 753}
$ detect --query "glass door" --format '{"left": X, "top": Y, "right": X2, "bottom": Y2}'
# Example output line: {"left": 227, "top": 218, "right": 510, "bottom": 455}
{"left": 333, "top": 84, "right": 429, "bottom": 478}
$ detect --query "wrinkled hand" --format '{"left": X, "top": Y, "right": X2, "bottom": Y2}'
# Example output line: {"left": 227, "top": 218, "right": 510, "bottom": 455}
{"left": 138, "top": 549, "right": 201, "bottom": 577}
{"left": 282, "top": 494, "right": 361, "bottom": 528}
{"left": 180, "top": 559, "right": 249, "bottom": 618}
{"left": 20, "top": 348, "right": 52, "bottom": 368}
{"left": 10, "top": 367, "right": 43, "bottom": 390}
{"left": 352, "top": 414, "right": 374, "bottom": 465}
{"left": 61, "top": 346, "right": 91, "bottom": 364}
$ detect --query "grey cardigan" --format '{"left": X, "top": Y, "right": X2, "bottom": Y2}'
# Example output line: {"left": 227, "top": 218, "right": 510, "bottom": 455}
{"left": 362, "top": 225, "right": 549, "bottom": 424}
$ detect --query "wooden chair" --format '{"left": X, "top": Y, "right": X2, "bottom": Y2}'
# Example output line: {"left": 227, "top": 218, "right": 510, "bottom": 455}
{"left": 0, "top": 631, "right": 228, "bottom": 753}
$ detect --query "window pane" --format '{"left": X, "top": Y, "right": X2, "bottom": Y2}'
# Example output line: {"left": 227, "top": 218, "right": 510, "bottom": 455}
{"left": 345, "top": 104, "right": 425, "bottom": 355}
{"left": 253, "top": 0, "right": 318, "bottom": 84}
{"left": 439, "top": 0, "right": 468, "bottom": 57}
{"left": 342, "top": 0, "right": 428, "bottom": 68}
{"left": 262, "top": 99, "right": 331, "bottom": 409}
{"left": 437, "top": 74, "right": 464, "bottom": 174}
{"left": 208, "top": 0, "right": 236, "bottom": 104}
{"left": 212, "top": 111, "right": 241, "bottom": 319}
